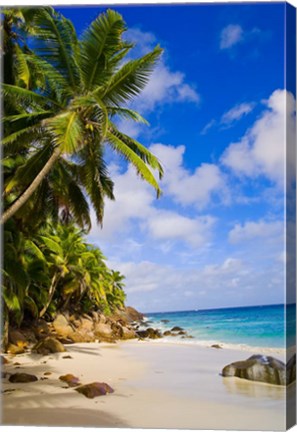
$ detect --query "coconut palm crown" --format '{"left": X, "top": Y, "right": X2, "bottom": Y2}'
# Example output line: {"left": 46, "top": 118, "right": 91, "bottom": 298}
{"left": 2, "top": 7, "right": 164, "bottom": 227}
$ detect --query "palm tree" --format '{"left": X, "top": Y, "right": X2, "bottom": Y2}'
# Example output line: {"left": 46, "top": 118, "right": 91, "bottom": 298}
{"left": 2, "top": 220, "right": 128, "bottom": 332}
{"left": 2, "top": 7, "right": 164, "bottom": 226}
{"left": 106, "top": 270, "right": 126, "bottom": 310}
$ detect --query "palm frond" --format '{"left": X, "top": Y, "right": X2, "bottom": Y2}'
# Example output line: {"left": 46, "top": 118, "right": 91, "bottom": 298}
{"left": 106, "top": 130, "right": 162, "bottom": 197}
{"left": 14, "top": 45, "right": 30, "bottom": 88}
{"left": 75, "top": 145, "right": 114, "bottom": 225}
{"left": 67, "top": 180, "right": 91, "bottom": 230}
{"left": 4, "top": 143, "right": 53, "bottom": 195}
{"left": 2, "top": 289, "right": 22, "bottom": 313}
{"left": 3, "top": 84, "right": 62, "bottom": 108}
{"left": 3, "top": 111, "right": 53, "bottom": 123}
{"left": 31, "top": 8, "right": 80, "bottom": 89}
{"left": 46, "top": 111, "right": 83, "bottom": 154}
{"left": 79, "top": 9, "right": 126, "bottom": 91}
{"left": 71, "top": 94, "right": 109, "bottom": 140}
{"left": 24, "top": 54, "right": 70, "bottom": 103}
{"left": 39, "top": 235, "right": 63, "bottom": 256}
{"left": 53, "top": 160, "right": 91, "bottom": 229}
{"left": 25, "top": 239, "right": 47, "bottom": 262}
{"left": 107, "top": 106, "right": 149, "bottom": 124}
{"left": 110, "top": 124, "right": 163, "bottom": 179}
{"left": 2, "top": 124, "right": 44, "bottom": 154}
{"left": 101, "top": 46, "right": 163, "bottom": 106}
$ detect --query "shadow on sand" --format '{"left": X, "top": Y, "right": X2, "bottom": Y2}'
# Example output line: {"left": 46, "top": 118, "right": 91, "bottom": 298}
{"left": 2, "top": 406, "right": 129, "bottom": 427}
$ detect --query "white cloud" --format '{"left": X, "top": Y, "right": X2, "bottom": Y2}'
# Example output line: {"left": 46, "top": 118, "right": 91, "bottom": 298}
{"left": 201, "top": 102, "right": 255, "bottom": 135}
{"left": 136, "top": 63, "right": 200, "bottom": 113}
{"left": 220, "top": 24, "right": 244, "bottom": 49}
{"left": 108, "top": 256, "right": 284, "bottom": 312}
{"left": 110, "top": 261, "right": 172, "bottom": 294}
{"left": 125, "top": 28, "right": 200, "bottom": 114}
{"left": 147, "top": 211, "right": 216, "bottom": 247}
{"left": 88, "top": 164, "right": 155, "bottom": 242}
{"left": 221, "top": 89, "right": 295, "bottom": 187}
{"left": 221, "top": 102, "right": 255, "bottom": 125}
{"left": 150, "top": 144, "right": 228, "bottom": 208}
{"left": 204, "top": 257, "right": 243, "bottom": 276}
{"left": 115, "top": 118, "right": 143, "bottom": 140}
{"left": 229, "top": 220, "right": 283, "bottom": 244}
{"left": 89, "top": 151, "right": 217, "bottom": 249}
{"left": 125, "top": 28, "right": 157, "bottom": 55}
{"left": 200, "top": 119, "right": 216, "bottom": 135}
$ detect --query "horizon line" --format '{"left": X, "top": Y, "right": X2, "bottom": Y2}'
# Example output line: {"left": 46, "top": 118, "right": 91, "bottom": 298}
{"left": 142, "top": 302, "right": 295, "bottom": 315}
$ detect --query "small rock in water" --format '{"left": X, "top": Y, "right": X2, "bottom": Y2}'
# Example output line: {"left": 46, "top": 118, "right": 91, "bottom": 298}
{"left": 163, "top": 331, "right": 172, "bottom": 336}
{"left": 59, "top": 374, "right": 81, "bottom": 387}
{"left": 9, "top": 373, "right": 38, "bottom": 383}
{"left": 211, "top": 344, "right": 222, "bottom": 349}
{"left": 62, "top": 355, "right": 73, "bottom": 359}
{"left": 75, "top": 382, "right": 114, "bottom": 398}
{"left": 161, "top": 319, "right": 170, "bottom": 324}
{"left": 171, "top": 326, "right": 183, "bottom": 332}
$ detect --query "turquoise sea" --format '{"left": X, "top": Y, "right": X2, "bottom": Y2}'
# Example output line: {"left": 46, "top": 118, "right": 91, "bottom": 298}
{"left": 145, "top": 304, "right": 296, "bottom": 349}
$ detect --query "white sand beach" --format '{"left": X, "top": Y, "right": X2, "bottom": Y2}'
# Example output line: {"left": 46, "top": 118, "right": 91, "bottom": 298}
{"left": 1, "top": 340, "right": 292, "bottom": 430}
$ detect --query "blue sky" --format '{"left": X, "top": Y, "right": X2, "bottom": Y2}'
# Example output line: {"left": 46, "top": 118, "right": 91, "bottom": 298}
{"left": 57, "top": 3, "right": 295, "bottom": 313}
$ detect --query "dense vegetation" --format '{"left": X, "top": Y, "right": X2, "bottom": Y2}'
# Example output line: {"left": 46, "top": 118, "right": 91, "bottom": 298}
{"left": 2, "top": 7, "right": 163, "bottom": 343}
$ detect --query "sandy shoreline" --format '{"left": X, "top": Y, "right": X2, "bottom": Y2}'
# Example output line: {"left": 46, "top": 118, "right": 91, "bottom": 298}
{"left": 1, "top": 340, "right": 292, "bottom": 430}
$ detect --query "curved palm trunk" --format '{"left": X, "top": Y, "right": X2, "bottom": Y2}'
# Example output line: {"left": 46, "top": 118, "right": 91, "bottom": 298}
{"left": 39, "top": 272, "right": 61, "bottom": 318}
{"left": 1, "top": 147, "right": 61, "bottom": 224}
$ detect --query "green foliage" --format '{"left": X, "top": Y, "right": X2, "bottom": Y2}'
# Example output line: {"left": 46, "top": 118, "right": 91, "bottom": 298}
{"left": 2, "top": 6, "right": 164, "bottom": 330}
{"left": 3, "top": 221, "right": 126, "bottom": 326}
{"left": 3, "top": 6, "right": 163, "bottom": 226}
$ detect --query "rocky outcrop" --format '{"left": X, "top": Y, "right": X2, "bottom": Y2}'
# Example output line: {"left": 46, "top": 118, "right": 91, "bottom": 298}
{"left": 121, "top": 326, "right": 136, "bottom": 340}
{"left": 136, "top": 327, "right": 162, "bottom": 339}
{"left": 222, "top": 354, "right": 296, "bottom": 386}
{"left": 53, "top": 314, "right": 75, "bottom": 339}
{"left": 4, "top": 306, "right": 144, "bottom": 353}
{"left": 94, "top": 323, "right": 114, "bottom": 341}
{"left": 32, "top": 337, "right": 66, "bottom": 355}
{"left": 75, "top": 382, "right": 114, "bottom": 398}
{"left": 9, "top": 373, "right": 38, "bottom": 383}
{"left": 50, "top": 310, "right": 137, "bottom": 343}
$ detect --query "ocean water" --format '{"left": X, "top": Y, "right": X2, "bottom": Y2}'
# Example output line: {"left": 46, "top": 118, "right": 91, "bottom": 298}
{"left": 144, "top": 304, "right": 296, "bottom": 349}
